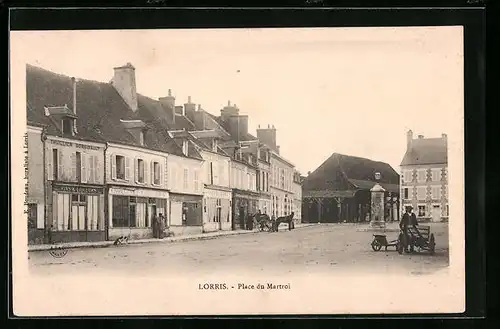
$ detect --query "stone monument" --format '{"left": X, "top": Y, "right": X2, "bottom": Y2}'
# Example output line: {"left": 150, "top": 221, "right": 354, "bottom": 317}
{"left": 370, "top": 172, "right": 386, "bottom": 229}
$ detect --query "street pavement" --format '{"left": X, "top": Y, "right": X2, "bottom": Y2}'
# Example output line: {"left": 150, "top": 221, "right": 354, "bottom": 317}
{"left": 28, "top": 223, "right": 449, "bottom": 277}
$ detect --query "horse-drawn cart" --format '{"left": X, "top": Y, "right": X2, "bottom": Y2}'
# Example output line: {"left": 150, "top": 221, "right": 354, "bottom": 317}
{"left": 370, "top": 225, "right": 436, "bottom": 255}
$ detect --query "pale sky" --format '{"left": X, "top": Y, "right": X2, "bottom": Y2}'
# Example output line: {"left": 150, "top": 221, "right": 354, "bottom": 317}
{"left": 12, "top": 27, "right": 463, "bottom": 174}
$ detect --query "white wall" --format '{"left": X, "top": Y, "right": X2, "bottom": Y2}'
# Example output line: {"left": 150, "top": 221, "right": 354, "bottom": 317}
{"left": 46, "top": 137, "right": 105, "bottom": 184}
{"left": 168, "top": 154, "right": 204, "bottom": 195}
{"left": 106, "top": 144, "right": 168, "bottom": 190}
{"left": 200, "top": 150, "right": 231, "bottom": 188}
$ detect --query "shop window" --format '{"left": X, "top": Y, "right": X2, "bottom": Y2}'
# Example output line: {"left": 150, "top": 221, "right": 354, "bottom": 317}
{"left": 27, "top": 204, "right": 37, "bottom": 229}
{"left": 116, "top": 155, "right": 125, "bottom": 180}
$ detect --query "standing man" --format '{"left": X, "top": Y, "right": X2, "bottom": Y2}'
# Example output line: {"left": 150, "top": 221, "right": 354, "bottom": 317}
{"left": 399, "top": 206, "right": 411, "bottom": 253}
{"left": 158, "top": 213, "right": 166, "bottom": 239}
{"left": 152, "top": 213, "right": 158, "bottom": 239}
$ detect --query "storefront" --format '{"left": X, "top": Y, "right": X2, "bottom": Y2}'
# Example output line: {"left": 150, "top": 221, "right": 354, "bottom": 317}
{"left": 257, "top": 193, "right": 271, "bottom": 216}
{"left": 203, "top": 186, "right": 232, "bottom": 232}
{"left": 169, "top": 193, "right": 203, "bottom": 236}
{"left": 108, "top": 186, "right": 169, "bottom": 240}
{"left": 232, "top": 189, "right": 260, "bottom": 230}
{"left": 48, "top": 182, "right": 105, "bottom": 243}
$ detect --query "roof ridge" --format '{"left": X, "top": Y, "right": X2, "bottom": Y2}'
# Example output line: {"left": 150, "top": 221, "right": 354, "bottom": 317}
{"left": 27, "top": 63, "right": 111, "bottom": 87}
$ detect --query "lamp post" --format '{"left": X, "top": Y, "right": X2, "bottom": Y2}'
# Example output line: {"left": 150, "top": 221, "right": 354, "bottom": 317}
{"left": 370, "top": 171, "right": 386, "bottom": 229}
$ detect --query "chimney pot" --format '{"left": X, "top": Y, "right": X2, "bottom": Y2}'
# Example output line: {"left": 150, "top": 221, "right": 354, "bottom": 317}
{"left": 188, "top": 96, "right": 192, "bottom": 103}
{"left": 268, "top": 124, "right": 270, "bottom": 128}
{"left": 258, "top": 124, "right": 260, "bottom": 128}
{"left": 442, "top": 133, "right": 447, "bottom": 139}
{"left": 168, "top": 89, "right": 172, "bottom": 96}
{"left": 418, "top": 135, "right": 424, "bottom": 139}
{"left": 197, "top": 104, "right": 201, "bottom": 111}
{"left": 228, "top": 100, "right": 231, "bottom": 106}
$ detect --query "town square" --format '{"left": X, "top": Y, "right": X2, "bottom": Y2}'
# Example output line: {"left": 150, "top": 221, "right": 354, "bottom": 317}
{"left": 11, "top": 26, "right": 464, "bottom": 315}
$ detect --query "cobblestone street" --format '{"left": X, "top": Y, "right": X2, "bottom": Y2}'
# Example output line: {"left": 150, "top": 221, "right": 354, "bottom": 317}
{"left": 28, "top": 223, "right": 449, "bottom": 277}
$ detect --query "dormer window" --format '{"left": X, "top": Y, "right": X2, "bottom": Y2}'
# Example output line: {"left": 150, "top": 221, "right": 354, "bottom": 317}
{"left": 62, "top": 118, "right": 73, "bottom": 136}
{"left": 139, "top": 131, "right": 145, "bottom": 146}
{"left": 182, "top": 140, "right": 189, "bottom": 156}
{"left": 212, "top": 139, "right": 218, "bottom": 152}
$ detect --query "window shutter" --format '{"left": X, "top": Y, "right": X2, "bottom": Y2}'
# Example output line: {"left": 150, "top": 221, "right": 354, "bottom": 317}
{"left": 125, "top": 157, "right": 131, "bottom": 181}
{"left": 160, "top": 162, "right": 164, "bottom": 187}
{"left": 164, "top": 161, "right": 168, "bottom": 187}
{"left": 210, "top": 162, "right": 214, "bottom": 185}
{"left": 88, "top": 155, "right": 93, "bottom": 183}
{"left": 144, "top": 160, "right": 149, "bottom": 184}
{"left": 94, "top": 156, "right": 99, "bottom": 183}
{"left": 150, "top": 161, "right": 154, "bottom": 185}
{"left": 81, "top": 154, "right": 87, "bottom": 183}
{"left": 58, "top": 149, "right": 64, "bottom": 180}
{"left": 47, "top": 148, "right": 53, "bottom": 181}
{"left": 111, "top": 154, "right": 116, "bottom": 180}
{"left": 134, "top": 158, "right": 139, "bottom": 183}
{"left": 71, "top": 152, "right": 77, "bottom": 181}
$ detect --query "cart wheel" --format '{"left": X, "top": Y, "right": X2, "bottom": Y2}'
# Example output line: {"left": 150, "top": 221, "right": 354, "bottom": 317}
{"left": 429, "top": 233, "right": 436, "bottom": 255}
{"left": 397, "top": 240, "right": 404, "bottom": 255}
{"left": 371, "top": 240, "right": 382, "bottom": 251}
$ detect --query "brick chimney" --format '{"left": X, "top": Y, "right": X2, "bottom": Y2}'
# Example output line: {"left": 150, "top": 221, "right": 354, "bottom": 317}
{"left": 159, "top": 89, "right": 176, "bottom": 124}
{"left": 175, "top": 105, "right": 184, "bottom": 116}
{"left": 71, "top": 77, "right": 78, "bottom": 134}
{"left": 193, "top": 104, "right": 207, "bottom": 130}
{"left": 111, "top": 62, "right": 138, "bottom": 112}
{"left": 220, "top": 100, "right": 239, "bottom": 122}
{"left": 406, "top": 130, "right": 413, "bottom": 150}
{"left": 257, "top": 124, "right": 277, "bottom": 151}
{"left": 227, "top": 115, "right": 248, "bottom": 141}
{"left": 184, "top": 96, "right": 196, "bottom": 121}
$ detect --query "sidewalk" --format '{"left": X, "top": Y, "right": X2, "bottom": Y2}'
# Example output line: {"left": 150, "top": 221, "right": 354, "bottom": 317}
{"left": 28, "top": 222, "right": 317, "bottom": 252}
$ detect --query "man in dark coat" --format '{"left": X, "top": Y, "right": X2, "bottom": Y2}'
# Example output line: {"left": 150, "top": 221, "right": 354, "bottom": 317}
{"left": 400, "top": 206, "right": 419, "bottom": 253}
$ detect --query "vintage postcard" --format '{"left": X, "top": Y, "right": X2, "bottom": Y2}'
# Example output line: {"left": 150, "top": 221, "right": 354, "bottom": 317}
{"left": 10, "top": 27, "right": 465, "bottom": 316}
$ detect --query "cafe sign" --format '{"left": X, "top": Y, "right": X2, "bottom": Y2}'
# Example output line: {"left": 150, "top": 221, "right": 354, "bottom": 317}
{"left": 53, "top": 184, "right": 104, "bottom": 194}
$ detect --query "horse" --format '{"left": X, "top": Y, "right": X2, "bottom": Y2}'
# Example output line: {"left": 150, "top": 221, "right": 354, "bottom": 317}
{"left": 274, "top": 212, "right": 295, "bottom": 232}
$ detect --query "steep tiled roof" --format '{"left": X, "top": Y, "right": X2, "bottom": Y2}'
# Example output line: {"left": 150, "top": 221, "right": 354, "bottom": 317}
{"left": 26, "top": 64, "right": 191, "bottom": 158}
{"left": 303, "top": 153, "right": 399, "bottom": 193}
{"left": 400, "top": 138, "right": 448, "bottom": 166}
{"left": 27, "top": 64, "right": 136, "bottom": 144}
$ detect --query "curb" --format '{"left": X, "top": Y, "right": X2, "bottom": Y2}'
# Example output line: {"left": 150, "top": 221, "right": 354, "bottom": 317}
{"left": 28, "top": 224, "right": 315, "bottom": 252}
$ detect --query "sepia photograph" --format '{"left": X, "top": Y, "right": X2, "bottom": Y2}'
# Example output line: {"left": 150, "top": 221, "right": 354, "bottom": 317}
{"left": 11, "top": 26, "right": 465, "bottom": 315}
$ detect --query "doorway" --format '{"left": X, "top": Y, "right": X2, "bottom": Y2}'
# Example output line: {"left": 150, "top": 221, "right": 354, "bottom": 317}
{"left": 239, "top": 206, "right": 245, "bottom": 229}
{"left": 432, "top": 205, "right": 441, "bottom": 222}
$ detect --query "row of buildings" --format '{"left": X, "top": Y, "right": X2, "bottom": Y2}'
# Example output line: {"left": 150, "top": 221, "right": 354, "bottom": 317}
{"left": 300, "top": 131, "right": 448, "bottom": 224}
{"left": 25, "top": 63, "right": 302, "bottom": 245}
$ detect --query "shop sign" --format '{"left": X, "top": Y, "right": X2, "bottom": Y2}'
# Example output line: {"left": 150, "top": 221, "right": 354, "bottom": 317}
{"left": 109, "top": 187, "right": 169, "bottom": 199}
{"left": 53, "top": 184, "right": 104, "bottom": 194}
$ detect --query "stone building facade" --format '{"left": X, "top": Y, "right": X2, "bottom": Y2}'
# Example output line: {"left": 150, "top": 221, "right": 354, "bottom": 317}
{"left": 400, "top": 130, "right": 448, "bottom": 222}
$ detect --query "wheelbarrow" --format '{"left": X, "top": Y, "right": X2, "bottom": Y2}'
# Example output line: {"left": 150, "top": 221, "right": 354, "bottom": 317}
{"left": 371, "top": 231, "right": 405, "bottom": 253}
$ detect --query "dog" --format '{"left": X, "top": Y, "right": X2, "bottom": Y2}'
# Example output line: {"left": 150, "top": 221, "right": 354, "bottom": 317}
{"left": 113, "top": 236, "right": 129, "bottom": 245}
